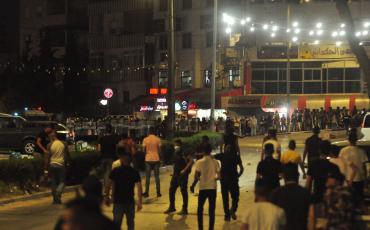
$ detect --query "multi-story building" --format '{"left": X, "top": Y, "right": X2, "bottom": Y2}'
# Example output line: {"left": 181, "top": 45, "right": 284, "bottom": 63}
{"left": 87, "top": 0, "right": 155, "bottom": 114}
{"left": 152, "top": 0, "right": 370, "bottom": 115}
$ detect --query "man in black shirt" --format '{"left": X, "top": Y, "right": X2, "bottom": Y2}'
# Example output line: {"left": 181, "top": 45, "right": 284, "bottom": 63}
{"left": 257, "top": 143, "right": 282, "bottom": 192}
{"left": 36, "top": 126, "right": 54, "bottom": 156}
{"left": 98, "top": 124, "right": 120, "bottom": 188}
{"left": 303, "top": 127, "right": 322, "bottom": 168}
{"left": 306, "top": 140, "right": 340, "bottom": 204}
{"left": 164, "top": 139, "right": 193, "bottom": 215}
{"left": 215, "top": 144, "right": 244, "bottom": 221}
{"left": 270, "top": 164, "right": 310, "bottom": 230}
{"left": 105, "top": 147, "right": 142, "bottom": 230}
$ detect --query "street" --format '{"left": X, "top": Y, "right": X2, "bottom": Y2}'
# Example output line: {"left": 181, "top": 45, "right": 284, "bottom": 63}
{"left": 0, "top": 132, "right": 317, "bottom": 230}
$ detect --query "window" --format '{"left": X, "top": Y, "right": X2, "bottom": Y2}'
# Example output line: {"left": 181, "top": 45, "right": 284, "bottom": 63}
{"left": 328, "top": 68, "right": 344, "bottom": 80}
{"left": 159, "top": 34, "right": 167, "bottom": 50}
{"left": 252, "top": 82, "right": 264, "bottom": 94}
{"left": 290, "top": 82, "right": 302, "bottom": 94}
{"left": 154, "top": 19, "right": 165, "bottom": 33}
{"left": 290, "top": 69, "right": 302, "bottom": 81}
{"left": 181, "top": 71, "right": 192, "bottom": 88}
{"left": 345, "top": 68, "right": 360, "bottom": 80}
{"left": 265, "top": 82, "right": 278, "bottom": 94}
{"left": 206, "top": 31, "right": 213, "bottom": 48}
{"left": 345, "top": 81, "right": 361, "bottom": 93}
{"left": 200, "top": 15, "right": 213, "bottom": 29}
{"left": 328, "top": 81, "right": 343, "bottom": 93}
{"left": 159, "top": 0, "right": 167, "bottom": 11}
{"left": 304, "top": 82, "right": 321, "bottom": 94}
{"left": 228, "top": 69, "right": 240, "bottom": 88}
{"left": 176, "top": 18, "right": 182, "bottom": 31}
{"left": 252, "top": 70, "right": 264, "bottom": 81}
{"left": 159, "top": 71, "right": 168, "bottom": 87}
{"left": 204, "top": 70, "right": 211, "bottom": 87}
{"left": 265, "top": 70, "right": 278, "bottom": 81}
{"left": 183, "top": 0, "right": 192, "bottom": 10}
{"left": 182, "top": 33, "right": 192, "bottom": 49}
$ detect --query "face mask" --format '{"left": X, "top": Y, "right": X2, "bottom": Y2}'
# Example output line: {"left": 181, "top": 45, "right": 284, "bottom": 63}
{"left": 174, "top": 146, "right": 181, "bottom": 152}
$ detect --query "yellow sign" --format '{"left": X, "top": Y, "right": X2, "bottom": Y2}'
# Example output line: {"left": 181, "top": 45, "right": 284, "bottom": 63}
{"left": 299, "top": 44, "right": 355, "bottom": 59}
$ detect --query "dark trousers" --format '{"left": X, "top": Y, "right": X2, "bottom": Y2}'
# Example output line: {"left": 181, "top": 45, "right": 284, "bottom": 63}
{"left": 169, "top": 174, "right": 188, "bottom": 211}
{"left": 197, "top": 189, "right": 216, "bottom": 230}
{"left": 145, "top": 162, "right": 160, "bottom": 194}
{"left": 49, "top": 165, "right": 66, "bottom": 203}
{"left": 220, "top": 180, "right": 239, "bottom": 218}
{"left": 352, "top": 181, "right": 364, "bottom": 206}
{"left": 113, "top": 203, "right": 135, "bottom": 230}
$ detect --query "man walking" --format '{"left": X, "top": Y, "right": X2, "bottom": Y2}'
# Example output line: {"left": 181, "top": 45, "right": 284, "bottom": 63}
{"left": 98, "top": 124, "right": 120, "bottom": 188}
{"left": 303, "top": 126, "right": 322, "bottom": 168}
{"left": 215, "top": 144, "right": 244, "bottom": 221}
{"left": 45, "top": 131, "right": 70, "bottom": 204}
{"left": 105, "top": 147, "right": 143, "bottom": 230}
{"left": 142, "top": 127, "right": 162, "bottom": 198}
{"left": 164, "top": 139, "right": 193, "bottom": 215}
{"left": 195, "top": 143, "right": 220, "bottom": 230}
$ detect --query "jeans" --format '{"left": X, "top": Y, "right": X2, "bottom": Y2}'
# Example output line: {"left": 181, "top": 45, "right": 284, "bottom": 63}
{"left": 220, "top": 180, "right": 239, "bottom": 218}
{"left": 50, "top": 165, "right": 66, "bottom": 203}
{"left": 352, "top": 181, "right": 364, "bottom": 206}
{"left": 169, "top": 174, "right": 188, "bottom": 211}
{"left": 113, "top": 203, "right": 135, "bottom": 230}
{"left": 197, "top": 189, "right": 216, "bottom": 230}
{"left": 101, "top": 159, "right": 113, "bottom": 188}
{"left": 145, "top": 162, "right": 161, "bottom": 194}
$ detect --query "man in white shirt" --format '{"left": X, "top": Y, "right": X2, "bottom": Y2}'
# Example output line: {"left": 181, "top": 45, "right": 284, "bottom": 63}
{"left": 339, "top": 130, "right": 368, "bottom": 205}
{"left": 194, "top": 143, "right": 220, "bottom": 230}
{"left": 241, "top": 180, "right": 286, "bottom": 230}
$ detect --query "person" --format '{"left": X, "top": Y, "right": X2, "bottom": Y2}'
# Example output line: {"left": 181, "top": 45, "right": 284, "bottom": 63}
{"left": 270, "top": 164, "right": 310, "bottom": 230}
{"left": 98, "top": 124, "right": 120, "bottom": 188}
{"left": 194, "top": 143, "right": 220, "bottom": 230}
{"left": 339, "top": 129, "right": 368, "bottom": 206}
{"left": 305, "top": 140, "right": 340, "bottom": 205}
{"left": 323, "top": 172, "right": 355, "bottom": 230}
{"left": 57, "top": 197, "right": 119, "bottom": 230}
{"left": 261, "top": 129, "right": 281, "bottom": 160}
{"left": 250, "top": 116, "right": 258, "bottom": 136}
{"left": 280, "top": 140, "right": 306, "bottom": 181}
{"left": 241, "top": 180, "right": 286, "bottom": 230}
{"left": 104, "top": 147, "right": 143, "bottom": 230}
{"left": 257, "top": 143, "right": 282, "bottom": 192}
{"left": 190, "top": 135, "right": 209, "bottom": 193}
{"left": 214, "top": 144, "right": 244, "bottom": 221}
{"left": 303, "top": 126, "right": 322, "bottom": 168}
{"left": 164, "top": 139, "right": 193, "bottom": 215}
{"left": 329, "top": 144, "right": 346, "bottom": 176}
{"left": 45, "top": 131, "right": 70, "bottom": 204}
{"left": 142, "top": 127, "right": 162, "bottom": 198}
{"left": 36, "top": 125, "right": 54, "bottom": 158}
{"left": 222, "top": 126, "right": 240, "bottom": 154}
{"left": 113, "top": 133, "right": 137, "bottom": 169}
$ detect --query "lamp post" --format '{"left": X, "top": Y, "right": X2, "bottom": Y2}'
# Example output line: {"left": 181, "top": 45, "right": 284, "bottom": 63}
{"left": 166, "top": 0, "right": 175, "bottom": 139}
{"left": 210, "top": 0, "right": 218, "bottom": 131}
{"left": 286, "top": 4, "right": 291, "bottom": 131}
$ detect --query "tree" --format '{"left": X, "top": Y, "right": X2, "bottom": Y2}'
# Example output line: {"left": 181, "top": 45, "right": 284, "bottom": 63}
{"left": 335, "top": 0, "right": 370, "bottom": 97}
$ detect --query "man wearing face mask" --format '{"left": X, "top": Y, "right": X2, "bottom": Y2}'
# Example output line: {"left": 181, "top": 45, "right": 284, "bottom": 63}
{"left": 164, "top": 139, "right": 193, "bottom": 215}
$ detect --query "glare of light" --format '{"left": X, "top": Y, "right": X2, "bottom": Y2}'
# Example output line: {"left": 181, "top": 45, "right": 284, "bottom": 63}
{"left": 316, "top": 22, "right": 323, "bottom": 28}
{"left": 263, "top": 24, "right": 269, "bottom": 30}
{"left": 225, "top": 27, "right": 232, "bottom": 34}
{"left": 304, "top": 0, "right": 310, "bottom": 2}
{"left": 316, "top": 30, "right": 323, "bottom": 35}
{"left": 363, "top": 30, "right": 369, "bottom": 36}
{"left": 292, "top": 36, "right": 298, "bottom": 42}
{"left": 250, "top": 27, "right": 255, "bottom": 32}
{"left": 294, "top": 28, "right": 301, "bottom": 34}
{"left": 24, "top": 107, "right": 28, "bottom": 111}
{"left": 292, "top": 21, "right": 299, "bottom": 27}
{"left": 272, "top": 25, "right": 279, "bottom": 31}
{"left": 286, "top": 28, "right": 291, "bottom": 33}
{"left": 13, "top": 112, "right": 19, "bottom": 116}
{"left": 100, "top": 99, "right": 108, "bottom": 106}
{"left": 331, "top": 31, "right": 338, "bottom": 37}
{"left": 359, "top": 42, "right": 364, "bottom": 45}
{"left": 314, "top": 40, "right": 320, "bottom": 45}
{"left": 271, "top": 33, "right": 276, "bottom": 37}
{"left": 340, "top": 23, "right": 346, "bottom": 28}
{"left": 364, "top": 22, "right": 370, "bottom": 28}
{"left": 336, "top": 41, "right": 342, "bottom": 47}
{"left": 241, "top": 19, "right": 246, "bottom": 25}
{"left": 339, "top": 30, "right": 346, "bottom": 36}
{"left": 355, "top": 31, "right": 362, "bottom": 37}
{"left": 246, "top": 17, "right": 251, "bottom": 22}
{"left": 223, "top": 13, "right": 235, "bottom": 25}
{"left": 309, "top": 30, "right": 314, "bottom": 36}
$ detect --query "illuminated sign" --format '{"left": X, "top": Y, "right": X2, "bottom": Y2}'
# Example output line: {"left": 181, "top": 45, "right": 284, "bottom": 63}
{"left": 160, "top": 88, "right": 168, "bottom": 94}
{"left": 150, "top": 88, "right": 159, "bottom": 95}
{"left": 104, "top": 88, "right": 114, "bottom": 99}
{"left": 156, "top": 105, "right": 168, "bottom": 110}
{"left": 156, "top": 98, "right": 167, "bottom": 103}
{"left": 140, "top": 106, "right": 154, "bottom": 112}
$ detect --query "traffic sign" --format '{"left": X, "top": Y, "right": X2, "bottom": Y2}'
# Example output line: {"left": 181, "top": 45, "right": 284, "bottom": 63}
{"left": 104, "top": 88, "right": 113, "bottom": 99}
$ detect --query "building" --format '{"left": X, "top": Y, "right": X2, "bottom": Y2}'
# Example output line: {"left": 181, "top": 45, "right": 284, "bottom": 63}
{"left": 152, "top": 0, "right": 370, "bottom": 116}
{"left": 87, "top": 0, "right": 155, "bottom": 115}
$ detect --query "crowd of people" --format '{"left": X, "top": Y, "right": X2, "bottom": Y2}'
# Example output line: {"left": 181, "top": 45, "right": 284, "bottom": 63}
{"left": 33, "top": 117, "right": 369, "bottom": 230}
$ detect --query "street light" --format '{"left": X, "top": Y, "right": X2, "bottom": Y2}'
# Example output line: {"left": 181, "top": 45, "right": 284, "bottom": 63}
{"left": 210, "top": 0, "right": 218, "bottom": 131}
{"left": 166, "top": 0, "right": 175, "bottom": 139}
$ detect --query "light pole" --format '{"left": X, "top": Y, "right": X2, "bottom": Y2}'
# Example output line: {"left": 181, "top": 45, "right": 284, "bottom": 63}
{"left": 286, "top": 4, "right": 291, "bottom": 131}
{"left": 166, "top": 0, "right": 175, "bottom": 139}
{"left": 210, "top": 0, "right": 218, "bottom": 131}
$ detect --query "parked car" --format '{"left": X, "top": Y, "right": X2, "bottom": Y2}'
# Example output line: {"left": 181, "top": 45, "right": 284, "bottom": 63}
{"left": 0, "top": 113, "right": 71, "bottom": 154}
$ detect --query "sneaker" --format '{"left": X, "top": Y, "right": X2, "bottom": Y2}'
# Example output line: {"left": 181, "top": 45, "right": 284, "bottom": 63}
{"left": 224, "top": 216, "right": 231, "bottom": 222}
{"left": 177, "top": 209, "right": 188, "bottom": 215}
{"left": 230, "top": 211, "right": 237, "bottom": 220}
{"left": 190, "top": 185, "right": 195, "bottom": 194}
{"left": 157, "top": 193, "right": 162, "bottom": 198}
{"left": 142, "top": 192, "right": 149, "bottom": 198}
{"left": 164, "top": 208, "right": 176, "bottom": 214}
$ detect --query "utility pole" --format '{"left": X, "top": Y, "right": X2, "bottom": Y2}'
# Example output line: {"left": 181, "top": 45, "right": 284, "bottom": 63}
{"left": 210, "top": 0, "right": 218, "bottom": 131}
{"left": 167, "top": 0, "right": 175, "bottom": 139}
{"left": 286, "top": 4, "right": 291, "bottom": 131}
